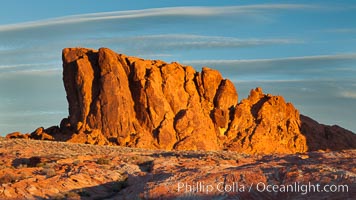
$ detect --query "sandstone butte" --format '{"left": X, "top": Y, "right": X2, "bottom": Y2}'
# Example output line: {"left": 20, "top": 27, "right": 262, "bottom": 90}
{"left": 6, "top": 47, "right": 356, "bottom": 154}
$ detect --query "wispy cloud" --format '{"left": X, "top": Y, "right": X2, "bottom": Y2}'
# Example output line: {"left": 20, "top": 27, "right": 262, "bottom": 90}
{"left": 0, "top": 45, "right": 17, "bottom": 51}
{"left": 340, "top": 91, "right": 356, "bottom": 99}
{"left": 183, "top": 53, "right": 356, "bottom": 81}
{"left": 0, "top": 63, "right": 56, "bottom": 69}
{"left": 4, "top": 110, "right": 67, "bottom": 117}
{"left": 0, "top": 68, "right": 61, "bottom": 77}
{"left": 184, "top": 53, "right": 356, "bottom": 65}
{"left": 135, "top": 53, "right": 174, "bottom": 59}
{"left": 324, "top": 28, "right": 356, "bottom": 33}
{"left": 233, "top": 79, "right": 321, "bottom": 84}
{"left": 0, "top": 62, "right": 59, "bottom": 74}
{"left": 135, "top": 34, "right": 302, "bottom": 48}
{"left": 0, "top": 4, "right": 315, "bottom": 32}
{"left": 85, "top": 34, "right": 302, "bottom": 50}
{"left": 130, "top": 34, "right": 301, "bottom": 44}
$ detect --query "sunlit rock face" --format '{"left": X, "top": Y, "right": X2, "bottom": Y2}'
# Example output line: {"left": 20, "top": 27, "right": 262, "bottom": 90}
{"left": 8, "top": 47, "right": 356, "bottom": 154}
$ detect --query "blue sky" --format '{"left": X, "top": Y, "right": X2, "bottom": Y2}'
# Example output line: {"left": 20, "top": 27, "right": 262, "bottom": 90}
{"left": 1, "top": 0, "right": 356, "bottom": 134}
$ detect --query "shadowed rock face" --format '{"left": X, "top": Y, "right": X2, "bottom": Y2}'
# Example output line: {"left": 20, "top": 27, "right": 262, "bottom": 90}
{"left": 7, "top": 47, "right": 356, "bottom": 154}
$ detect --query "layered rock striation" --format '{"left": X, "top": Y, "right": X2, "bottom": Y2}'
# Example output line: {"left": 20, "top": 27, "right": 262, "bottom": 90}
{"left": 7, "top": 47, "right": 356, "bottom": 154}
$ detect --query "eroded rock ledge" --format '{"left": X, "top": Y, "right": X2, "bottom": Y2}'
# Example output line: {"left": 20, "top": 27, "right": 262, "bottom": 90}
{"left": 7, "top": 48, "right": 356, "bottom": 154}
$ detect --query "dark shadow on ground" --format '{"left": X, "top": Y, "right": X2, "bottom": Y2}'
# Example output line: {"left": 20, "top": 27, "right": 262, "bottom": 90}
{"left": 33, "top": 178, "right": 129, "bottom": 200}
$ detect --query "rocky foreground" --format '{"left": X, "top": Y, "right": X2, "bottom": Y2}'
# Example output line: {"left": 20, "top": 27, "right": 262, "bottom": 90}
{"left": 0, "top": 138, "right": 354, "bottom": 200}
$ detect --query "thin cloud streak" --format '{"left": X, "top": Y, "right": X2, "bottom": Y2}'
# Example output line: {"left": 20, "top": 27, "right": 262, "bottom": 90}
{"left": 0, "top": 62, "right": 60, "bottom": 74}
{"left": 130, "top": 34, "right": 300, "bottom": 42}
{"left": 0, "top": 4, "right": 316, "bottom": 32}
{"left": 0, "top": 68, "right": 61, "bottom": 76}
{"left": 233, "top": 79, "right": 324, "bottom": 84}
{"left": 4, "top": 111, "right": 67, "bottom": 117}
{"left": 136, "top": 53, "right": 174, "bottom": 58}
{"left": 324, "top": 28, "right": 356, "bottom": 33}
{"left": 340, "top": 91, "right": 356, "bottom": 99}
{"left": 0, "top": 62, "right": 56, "bottom": 69}
{"left": 86, "top": 34, "right": 303, "bottom": 49}
{"left": 184, "top": 53, "right": 356, "bottom": 65}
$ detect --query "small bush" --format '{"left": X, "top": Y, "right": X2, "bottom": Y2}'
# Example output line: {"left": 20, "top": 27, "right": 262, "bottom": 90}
{"left": 0, "top": 173, "right": 17, "bottom": 184}
{"left": 42, "top": 163, "right": 52, "bottom": 169}
{"left": 112, "top": 174, "right": 129, "bottom": 192}
{"left": 17, "top": 163, "right": 28, "bottom": 168}
{"left": 96, "top": 157, "right": 110, "bottom": 165}
{"left": 42, "top": 168, "right": 56, "bottom": 178}
{"left": 138, "top": 160, "right": 153, "bottom": 172}
{"left": 65, "top": 191, "right": 81, "bottom": 200}
{"left": 12, "top": 158, "right": 30, "bottom": 168}
{"left": 77, "top": 189, "right": 91, "bottom": 197}
{"left": 29, "top": 156, "right": 42, "bottom": 167}
{"left": 51, "top": 193, "right": 66, "bottom": 200}
{"left": 73, "top": 160, "right": 81, "bottom": 166}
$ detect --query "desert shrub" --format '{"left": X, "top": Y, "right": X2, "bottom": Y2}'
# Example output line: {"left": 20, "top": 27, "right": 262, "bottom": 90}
{"left": 65, "top": 191, "right": 81, "bottom": 200}
{"left": 12, "top": 158, "right": 30, "bottom": 168}
{"left": 51, "top": 193, "right": 66, "bottom": 200}
{"left": 77, "top": 189, "right": 91, "bottom": 197}
{"left": 138, "top": 160, "right": 153, "bottom": 172}
{"left": 112, "top": 174, "right": 129, "bottom": 192}
{"left": 73, "top": 160, "right": 81, "bottom": 166}
{"left": 112, "top": 180, "right": 128, "bottom": 193}
{"left": 0, "top": 173, "right": 17, "bottom": 184}
{"left": 29, "top": 156, "right": 42, "bottom": 167}
{"left": 18, "top": 171, "right": 32, "bottom": 181}
{"left": 17, "top": 163, "right": 28, "bottom": 168}
{"left": 43, "top": 163, "right": 53, "bottom": 169}
{"left": 41, "top": 168, "right": 56, "bottom": 178}
{"left": 96, "top": 157, "right": 110, "bottom": 165}
{"left": 36, "top": 163, "right": 45, "bottom": 168}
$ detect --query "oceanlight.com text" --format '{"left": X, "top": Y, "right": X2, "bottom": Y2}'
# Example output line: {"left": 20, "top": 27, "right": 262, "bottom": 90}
{"left": 255, "top": 182, "right": 348, "bottom": 195}
{"left": 177, "top": 181, "right": 349, "bottom": 195}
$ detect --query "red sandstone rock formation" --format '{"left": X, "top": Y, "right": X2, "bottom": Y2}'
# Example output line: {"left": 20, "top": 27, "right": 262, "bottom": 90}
{"left": 6, "top": 132, "right": 29, "bottom": 139}
{"left": 224, "top": 88, "right": 308, "bottom": 154}
{"left": 6, "top": 47, "right": 356, "bottom": 154}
